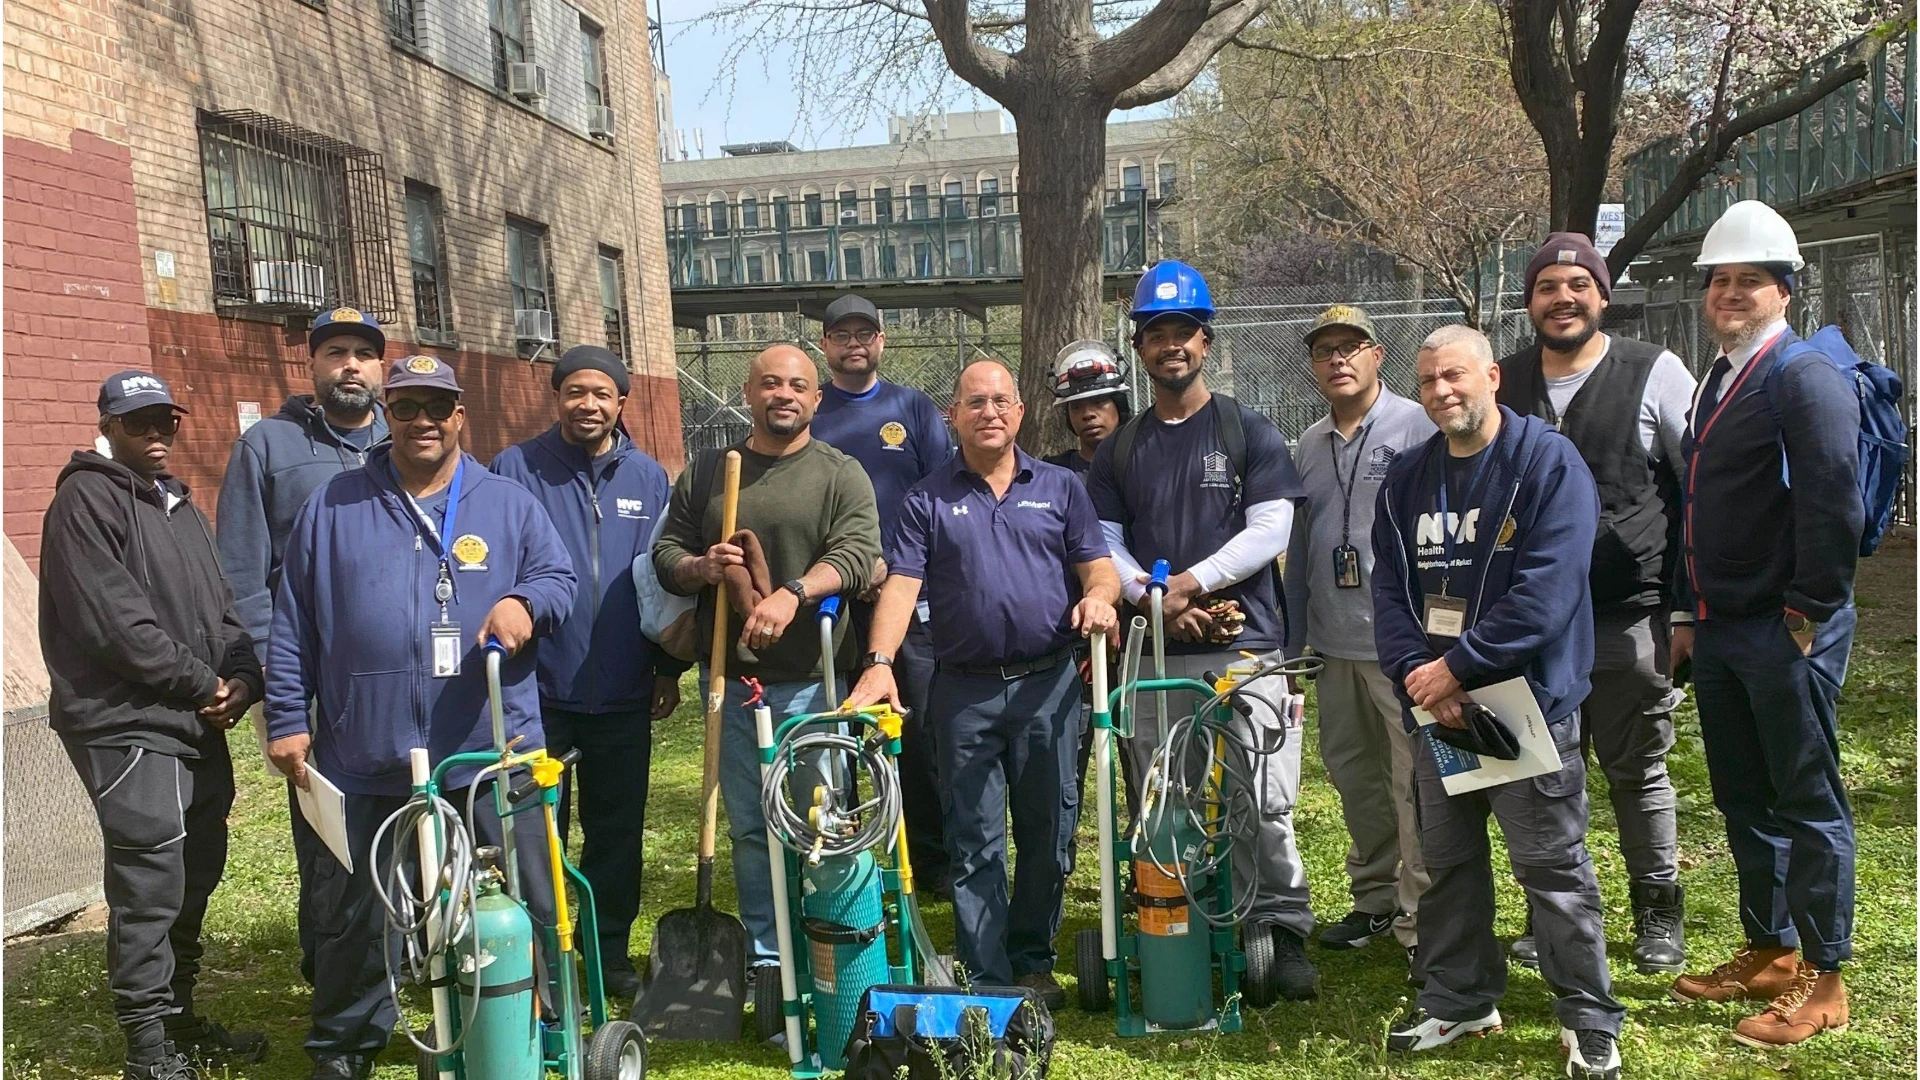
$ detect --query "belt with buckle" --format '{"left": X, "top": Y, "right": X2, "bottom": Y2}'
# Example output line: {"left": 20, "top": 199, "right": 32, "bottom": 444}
{"left": 936, "top": 646, "right": 1076, "bottom": 681}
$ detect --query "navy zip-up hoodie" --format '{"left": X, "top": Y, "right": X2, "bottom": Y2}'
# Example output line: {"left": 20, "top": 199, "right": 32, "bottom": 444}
{"left": 1373, "top": 407, "right": 1600, "bottom": 729}
{"left": 264, "top": 448, "right": 577, "bottom": 795}
{"left": 490, "top": 425, "right": 687, "bottom": 714}
{"left": 1677, "top": 328, "right": 1861, "bottom": 622}
{"left": 218, "top": 396, "right": 389, "bottom": 651}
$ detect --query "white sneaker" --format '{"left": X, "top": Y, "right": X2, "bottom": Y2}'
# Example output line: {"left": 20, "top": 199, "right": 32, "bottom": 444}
{"left": 1562, "top": 1027, "right": 1621, "bottom": 1080}
{"left": 1385, "top": 1006, "right": 1502, "bottom": 1051}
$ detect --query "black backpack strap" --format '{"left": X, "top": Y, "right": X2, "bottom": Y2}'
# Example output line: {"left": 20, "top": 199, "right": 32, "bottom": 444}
{"left": 691, "top": 447, "right": 724, "bottom": 541}
{"left": 1109, "top": 412, "right": 1147, "bottom": 524}
{"left": 1213, "top": 393, "right": 1248, "bottom": 485}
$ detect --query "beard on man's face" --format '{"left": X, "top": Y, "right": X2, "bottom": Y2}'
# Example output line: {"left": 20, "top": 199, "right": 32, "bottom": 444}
{"left": 321, "top": 377, "right": 377, "bottom": 416}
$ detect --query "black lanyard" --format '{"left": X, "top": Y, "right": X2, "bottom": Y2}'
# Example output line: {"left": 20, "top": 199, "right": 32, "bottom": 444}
{"left": 1436, "top": 448, "right": 1493, "bottom": 597}
{"left": 1328, "top": 422, "right": 1373, "bottom": 546}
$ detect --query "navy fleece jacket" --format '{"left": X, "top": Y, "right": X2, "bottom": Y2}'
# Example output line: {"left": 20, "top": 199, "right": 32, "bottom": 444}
{"left": 1372, "top": 407, "right": 1600, "bottom": 728}
{"left": 264, "top": 449, "right": 577, "bottom": 795}
{"left": 490, "top": 425, "right": 688, "bottom": 714}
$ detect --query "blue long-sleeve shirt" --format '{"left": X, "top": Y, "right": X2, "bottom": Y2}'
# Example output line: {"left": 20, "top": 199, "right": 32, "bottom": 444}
{"left": 809, "top": 380, "right": 951, "bottom": 546}
{"left": 265, "top": 448, "right": 577, "bottom": 795}
{"left": 491, "top": 426, "right": 687, "bottom": 714}
{"left": 1372, "top": 407, "right": 1599, "bottom": 728}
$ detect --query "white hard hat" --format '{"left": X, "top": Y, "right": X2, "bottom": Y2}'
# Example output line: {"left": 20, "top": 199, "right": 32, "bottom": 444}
{"left": 1051, "top": 340, "right": 1130, "bottom": 407}
{"left": 1694, "top": 200, "right": 1804, "bottom": 271}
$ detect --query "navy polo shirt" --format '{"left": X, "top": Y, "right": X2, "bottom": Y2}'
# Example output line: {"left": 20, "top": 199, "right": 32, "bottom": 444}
{"left": 889, "top": 448, "right": 1108, "bottom": 665}
{"left": 811, "top": 380, "right": 952, "bottom": 543}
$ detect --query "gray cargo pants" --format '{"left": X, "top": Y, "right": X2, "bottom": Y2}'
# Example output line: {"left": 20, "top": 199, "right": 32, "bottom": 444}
{"left": 1583, "top": 610, "right": 1680, "bottom": 884}
{"left": 1315, "top": 656, "right": 1426, "bottom": 947}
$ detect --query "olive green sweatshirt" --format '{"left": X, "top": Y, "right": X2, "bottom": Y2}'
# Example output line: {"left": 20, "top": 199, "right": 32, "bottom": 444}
{"left": 653, "top": 438, "right": 880, "bottom": 684}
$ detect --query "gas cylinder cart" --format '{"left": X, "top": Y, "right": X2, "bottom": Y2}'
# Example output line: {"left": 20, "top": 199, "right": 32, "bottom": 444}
{"left": 371, "top": 640, "right": 645, "bottom": 1080}
{"left": 1074, "top": 561, "right": 1323, "bottom": 1035}
{"left": 749, "top": 674, "right": 952, "bottom": 1077}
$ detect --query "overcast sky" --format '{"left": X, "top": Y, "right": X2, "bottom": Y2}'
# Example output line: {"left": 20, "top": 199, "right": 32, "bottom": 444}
{"left": 653, "top": 0, "right": 1173, "bottom": 155}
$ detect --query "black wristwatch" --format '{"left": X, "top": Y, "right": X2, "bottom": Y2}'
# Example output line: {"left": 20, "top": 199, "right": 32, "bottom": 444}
{"left": 862, "top": 652, "right": 894, "bottom": 671}
{"left": 783, "top": 578, "right": 810, "bottom": 605}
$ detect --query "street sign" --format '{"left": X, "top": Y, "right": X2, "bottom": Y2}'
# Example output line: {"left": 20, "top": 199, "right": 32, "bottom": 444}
{"left": 1596, "top": 204, "right": 1626, "bottom": 255}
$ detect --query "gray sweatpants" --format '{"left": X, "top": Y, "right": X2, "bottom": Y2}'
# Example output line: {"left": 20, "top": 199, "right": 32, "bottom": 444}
{"left": 1413, "top": 713, "right": 1624, "bottom": 1035}
{"left": 1584, "top": 610, "right": 1680, "bottom": 885}
{"left": 1123, "top": 648, "right": 1313, "bottom": 939}
{"left": 1315, "top": 656, "right": 1426, "bottom": 947}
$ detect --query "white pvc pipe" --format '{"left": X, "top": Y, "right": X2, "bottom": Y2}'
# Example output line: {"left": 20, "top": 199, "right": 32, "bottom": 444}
{"left": 820, "top": 615, "right": 849, "bottom": 795}
{"left": 413, "top": 748, "right": 456, "bottom": 1080}
{"left": 756, "top": 703, "right": 805, "bottom": 1065}
{"left": 1149, "top": 590, "right": 1169, "bottom": 734}
{"left": 485, "top": 648, "right": 518, "bottom": 899}
{"left": 1091, "top": 633, "right": 1117, "bottom": 964}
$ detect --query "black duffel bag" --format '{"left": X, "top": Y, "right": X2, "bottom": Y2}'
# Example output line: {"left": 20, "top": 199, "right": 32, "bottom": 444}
{"left": 842, "top": 984, "right": 1054, "bottom": 1080}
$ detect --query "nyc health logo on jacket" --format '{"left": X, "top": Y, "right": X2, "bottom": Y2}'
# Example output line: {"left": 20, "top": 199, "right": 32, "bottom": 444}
{"left": 263, "top": 446, "right": 577, "bottom": 795}
{"left": 1372, "top": 407, "right": 1600, "bottom": 730}
{"left": 490, "top": 424, "right": 686, "bottom": 714}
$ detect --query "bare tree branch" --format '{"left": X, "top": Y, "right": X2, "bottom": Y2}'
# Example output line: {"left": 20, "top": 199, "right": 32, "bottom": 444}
{"left": 1226, "top": 33, "right": 1500, "bottom": 64}
{"left": 1090, "top": 0, "right": 1216, "bottom": 98}
{"left": 1111, "top": 0, "right": 1272, "bottom": 108}
{"left": 921, "top": 0, "right": 1016, "bottom": 98}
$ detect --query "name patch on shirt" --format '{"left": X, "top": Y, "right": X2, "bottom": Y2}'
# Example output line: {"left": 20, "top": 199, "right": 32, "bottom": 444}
{"left": 615, "top": 497, "right": 647, "bottom": 519}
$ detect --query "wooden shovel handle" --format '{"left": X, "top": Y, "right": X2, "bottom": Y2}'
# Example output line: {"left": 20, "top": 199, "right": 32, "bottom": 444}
{"left": 697, "top": 451, "right": 742, "bottom": 873}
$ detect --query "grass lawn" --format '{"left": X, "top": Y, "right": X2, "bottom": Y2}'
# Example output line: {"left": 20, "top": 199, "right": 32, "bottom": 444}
{"left": 6, "top": 543, "right": 1913, "bottom": 1080}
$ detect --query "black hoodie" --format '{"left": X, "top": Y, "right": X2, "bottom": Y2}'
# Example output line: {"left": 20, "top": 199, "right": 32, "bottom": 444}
{"left": 39, "top": 451, "right": 264, "bottom": 756}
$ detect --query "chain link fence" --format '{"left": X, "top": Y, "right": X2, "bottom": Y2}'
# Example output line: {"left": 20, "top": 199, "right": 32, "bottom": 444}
{"left": 4, "top": 705, "right": 103, "bottom": 935}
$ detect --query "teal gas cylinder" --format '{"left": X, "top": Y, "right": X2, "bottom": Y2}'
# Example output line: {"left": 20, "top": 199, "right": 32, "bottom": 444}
{"left": 454, "top": 874, "right": 540, "bottom": 1080}
{"left": 800, "top": 850, "right": 888, "bottom": 1068}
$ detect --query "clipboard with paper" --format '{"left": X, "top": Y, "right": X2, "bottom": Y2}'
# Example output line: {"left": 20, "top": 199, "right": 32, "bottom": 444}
{"left": 1412, "top": 676, "right": 1561, "bottom": 795}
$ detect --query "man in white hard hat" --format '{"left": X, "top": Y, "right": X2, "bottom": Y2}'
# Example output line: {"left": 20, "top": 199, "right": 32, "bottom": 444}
{"left": 1667, "top": 200, "right": 1863, "bottom": 1048}
{"left": 1045, "top": 339, "right": 1131, "bottom": 477}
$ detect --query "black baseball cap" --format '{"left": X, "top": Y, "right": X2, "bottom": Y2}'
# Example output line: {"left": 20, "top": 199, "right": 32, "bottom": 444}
{"left": 308, "top": 306, "right": 387, "bottom": 354}
{"left": 98, "top": 370, "right": 188, "bottom": 416}
{"left": 823, "top": 294, "right": 881, "bottom": 330}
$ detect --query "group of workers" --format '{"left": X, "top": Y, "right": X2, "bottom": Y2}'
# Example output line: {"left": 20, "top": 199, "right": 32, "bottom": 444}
{"left": 38, "top": 197, "right": 1865, "bottom": 1080}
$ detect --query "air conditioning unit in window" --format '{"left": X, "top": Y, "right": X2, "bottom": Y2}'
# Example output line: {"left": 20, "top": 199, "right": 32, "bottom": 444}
{"left": 838, "top": 207, "right": 859, "bottom": 224}
{"left": 250, "top": 261, "right": 327, "bottom": 306}
{"left": 981, "top": 201, "right": 999, "bottom": 218}
{"left": 508, "top": 62, "right": 546, "bottom": 102}
{"left": 588, "top": 105, "right": 616, "bottom": 140}
{"left": 515, "top": 308, "right": 556, "bottom": 343}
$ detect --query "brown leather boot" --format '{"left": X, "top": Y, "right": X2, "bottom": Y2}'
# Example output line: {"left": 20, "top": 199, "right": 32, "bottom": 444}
{"left": 1733, "top": 965, "right": 1848, "bottom": 1047}
{"left": 1669, "top": 945, "right": 1799, "bottom": 1003}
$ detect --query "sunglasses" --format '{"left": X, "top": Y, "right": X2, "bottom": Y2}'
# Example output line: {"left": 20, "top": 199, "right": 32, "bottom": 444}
{"left": 118, "top": 413, "right": 181, "bottom": 437}
{"left": 387, "top": 398, "right": 459, "bottom": 422}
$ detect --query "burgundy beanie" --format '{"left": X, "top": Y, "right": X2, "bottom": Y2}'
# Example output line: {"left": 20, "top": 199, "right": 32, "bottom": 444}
{"left": 1525, "top": 232, "right": 1612, "bottom": 300}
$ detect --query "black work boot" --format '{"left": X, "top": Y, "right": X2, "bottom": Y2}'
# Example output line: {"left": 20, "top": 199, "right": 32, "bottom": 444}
{"left": 165, "top": 1015, "right": 269, "bottom": 1065}
{"left": 1510, "top": 910, "right": 1538, "bottom": 969}
{"left": 124, "top": 1040, "right": 197, "bottom": 1080}
{"left": 1270, "top": 926, "right": 1319, "bottom": 1000}
{"left": 1629, "top": 880, "right": 1687, "bottom": 974}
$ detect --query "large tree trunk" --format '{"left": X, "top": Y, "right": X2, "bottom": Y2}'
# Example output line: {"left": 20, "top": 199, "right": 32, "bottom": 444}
{"left": 1010, "top": 92, "right": 1113, "bottom": 453}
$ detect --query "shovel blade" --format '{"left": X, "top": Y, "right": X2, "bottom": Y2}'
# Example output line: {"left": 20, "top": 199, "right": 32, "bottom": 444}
{"left": 631, "top": 903, "right": 750, "bottom": 1041}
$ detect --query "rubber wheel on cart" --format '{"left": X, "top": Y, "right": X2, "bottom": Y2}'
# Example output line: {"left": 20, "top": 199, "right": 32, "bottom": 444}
{"left": 753, "top": 965, "right": 785, "bottom": 1042}
{"left": 1241, "top": 923, "right": 1277, "bottom": 1008}
{"left": 416, "top": 1049, "right": 437, "bottom": 1080}
{"left": 1076, "top": 928, "right": 1110, "bottom": 1012}
{"left": 585, "top": 1019, "right": 648, "bottom": 1080}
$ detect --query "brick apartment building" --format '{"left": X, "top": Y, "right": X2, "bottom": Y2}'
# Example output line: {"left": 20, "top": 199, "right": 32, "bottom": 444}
{"left": 4, "top": 0, "right": 683, "bottom": 569}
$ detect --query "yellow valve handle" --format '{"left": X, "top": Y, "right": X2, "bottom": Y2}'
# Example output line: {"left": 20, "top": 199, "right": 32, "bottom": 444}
{"left": 530, "top": 754, "right": 566, "bottom": 790}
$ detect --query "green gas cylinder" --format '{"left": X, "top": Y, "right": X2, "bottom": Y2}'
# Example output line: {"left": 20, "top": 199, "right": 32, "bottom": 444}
{"left": 455, "top": 871, "right": 540, "bottom": 1080}
{"left": 1136, "top": 804, "right": 1213, "bottom": 1030}
{"left": 799, "top": 850, "right": 887, "bottom": 1069}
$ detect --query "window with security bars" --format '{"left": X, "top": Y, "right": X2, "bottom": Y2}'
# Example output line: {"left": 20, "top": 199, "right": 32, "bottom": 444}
{"left": 491, "top": 0, "right": 528, "bottom": 93}
{"left": 197, "top": 110, "right": 397, "bottom": 319}
{"left": 387, "top": 0, "right": 417, "bottom": 46}
{"left": 508, "top": 217, "right": 556, "bottom": 347}
{"left": 597, "top": 247, "right": 630, "bottom": 361}
{"left": 405, "top": 182, "right": 451, "bottom": 340}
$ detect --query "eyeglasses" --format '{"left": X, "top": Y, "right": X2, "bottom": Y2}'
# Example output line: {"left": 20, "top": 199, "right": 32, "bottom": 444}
{"left": 825, "top": 328, "right": 880, "bottom": 347}
{"left": 960, "top": 395, "right": 1020, "bottom": 415}
{"left": 387, "top": 397, "right": 458, "bottom": 422}
{"left": 1310, "top": 340, "right": 1376, "bottom": 364}
{"left": 118, "top": 413, "right": 181, "bottom": 437}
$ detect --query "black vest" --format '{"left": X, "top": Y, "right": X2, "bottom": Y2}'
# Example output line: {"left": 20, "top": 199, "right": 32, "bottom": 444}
{"left": 1497, "top": 336, "right": 1679, "bottom": 611}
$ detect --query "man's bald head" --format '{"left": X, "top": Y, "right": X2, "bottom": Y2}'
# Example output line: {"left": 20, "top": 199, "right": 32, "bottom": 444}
{"left": 950, "top": 358, "right": 1022, "bottom": 454}
{"left": 744, "top": 343, "right": 821, "bottom": 439}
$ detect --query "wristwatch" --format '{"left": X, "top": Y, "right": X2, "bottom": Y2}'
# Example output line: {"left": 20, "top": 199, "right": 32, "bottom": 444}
{"left": 1783, "top": 612, "right": 1817, "bottom": 635}
{"left": 861, "top": 652, "right": 894, "bottom": 670}
{"left": 782, "top": 578, "right": 810, "bottom": 605}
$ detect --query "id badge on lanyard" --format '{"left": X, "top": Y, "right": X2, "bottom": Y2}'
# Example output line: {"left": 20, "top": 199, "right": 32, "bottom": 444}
{"left": 403, "top": 459, "right": 467, "bottom": 678}
{"left": 1330, "top": 426, "right": 1371, "bottom": 589}
{"left": 1424, "top": 450, "right": 1489, "bottom": 639}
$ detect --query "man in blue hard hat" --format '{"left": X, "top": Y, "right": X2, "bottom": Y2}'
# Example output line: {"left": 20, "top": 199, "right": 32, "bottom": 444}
{"left": 1087, "top": 260, "right": 1319, "bottom": 1000}
{"left": 217, "top": 304, "right": 388, "bottom": 992}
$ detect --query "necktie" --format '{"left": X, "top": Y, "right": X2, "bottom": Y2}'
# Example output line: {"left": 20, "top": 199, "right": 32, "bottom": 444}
{"left": 1695, "top": 355, "right": 1733, "bottom": 433}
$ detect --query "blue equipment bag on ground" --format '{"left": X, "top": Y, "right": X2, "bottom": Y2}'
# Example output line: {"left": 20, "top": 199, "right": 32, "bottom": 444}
{"left": 1761, "top": 324, "right": 1910, "bottom": 557}
{"left": 842, "top": 985, "right": 1054, "bottom": 1079}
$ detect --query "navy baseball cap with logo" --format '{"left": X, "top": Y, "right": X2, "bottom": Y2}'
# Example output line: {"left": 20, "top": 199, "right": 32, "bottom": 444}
{"left": 308, "top": 306, "right": 387, "bottom": 354}
{"left": 98, "top": 369, "right": 188, "bottom": 416}
{"left": 385, "top": 354, "right": 463, "bottom": 395}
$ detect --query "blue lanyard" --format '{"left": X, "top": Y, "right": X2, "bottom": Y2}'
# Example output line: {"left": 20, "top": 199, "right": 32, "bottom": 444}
{"left": 392, "top": 457, "right": 466, "bottom": 614}
{"left": 1436, "top": 448, "right": 1492, "bottom": 596}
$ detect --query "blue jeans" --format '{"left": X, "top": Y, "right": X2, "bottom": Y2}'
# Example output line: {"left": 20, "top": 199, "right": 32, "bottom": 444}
{"left": 1694, "top": 607, "right": 1857, "bottom": 969}
{"left": 936, "top": 661, "right": 1081, "bottom": 986}
{"left": 706, "top": 672, "right": 828, "bottom": 967}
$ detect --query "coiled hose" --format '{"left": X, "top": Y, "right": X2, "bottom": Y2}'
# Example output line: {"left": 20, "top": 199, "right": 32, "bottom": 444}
{"left": 369, "top": 778, "right": 490, "bottom": 1055}
{"left": 761, "top": 724, "right": 901, "bottom": 862}
{"left": 1132, "top": 654, "right": 1326, "bottom": 929}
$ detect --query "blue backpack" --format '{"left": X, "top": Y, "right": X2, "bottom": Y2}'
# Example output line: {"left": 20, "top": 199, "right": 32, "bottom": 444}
{"left": 1761, "top": 325, "right": 1910, "bottom": 557}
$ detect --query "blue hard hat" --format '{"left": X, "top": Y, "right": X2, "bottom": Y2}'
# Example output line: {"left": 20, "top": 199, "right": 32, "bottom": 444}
{"left": 1130, "top": 260, "right": 1215, "bottom": 326}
